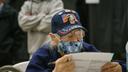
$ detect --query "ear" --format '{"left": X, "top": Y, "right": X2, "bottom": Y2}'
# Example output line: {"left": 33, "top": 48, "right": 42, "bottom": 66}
{"left": 48, "top": 33, "right": 60, "bottom": 48}
{"left": 48, "top": 33, "right": 56, "bottom": 39}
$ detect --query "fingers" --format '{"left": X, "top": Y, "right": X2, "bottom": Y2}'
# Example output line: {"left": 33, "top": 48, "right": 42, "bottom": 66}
{"left": 101, "top": 62, "right": 122, "bottom": 72}
{"left": 63, "top": 61, "right": 75, "bottom": 72}
{"left": 102, "top": 62, "right": 117, "bottom": 70}
{"left": 25, "top": 12, "right": 32, "bottom": 16}
{"left": 56, "top": 55, "right": 72, "bottom": 63}
{"left": 53, "top": 55, "right": 75, "bottom": 72}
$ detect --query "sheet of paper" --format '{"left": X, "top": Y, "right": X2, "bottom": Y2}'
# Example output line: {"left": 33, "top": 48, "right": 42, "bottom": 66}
{"left": 69, "top": 52, "right": 113, "bottom": 72}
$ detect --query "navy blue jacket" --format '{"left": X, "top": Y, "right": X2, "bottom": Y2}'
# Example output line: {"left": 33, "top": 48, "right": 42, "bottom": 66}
{"left": 26, "top": 42, "right": 126, "bottom": 72}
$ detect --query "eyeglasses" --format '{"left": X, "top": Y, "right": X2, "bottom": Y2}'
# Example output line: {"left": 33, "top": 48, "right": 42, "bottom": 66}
{"left": 60, "top": 29, "right": 85, "bottom": 42}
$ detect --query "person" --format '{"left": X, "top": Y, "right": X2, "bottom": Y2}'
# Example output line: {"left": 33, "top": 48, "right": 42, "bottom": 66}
{"left": 5, "top": 0, "right": 26, "bottom": 11}
{"left": 18, "top": 0, "right": 64, "bottom": 57}
{"left": 25, "top": 9, "right": 126, "bottom": 72}
{"left": 5, "top": 0, "right": 29, "bottom": 64}
{"left": 0, "top": 0, "right": 28, "bottom": 67}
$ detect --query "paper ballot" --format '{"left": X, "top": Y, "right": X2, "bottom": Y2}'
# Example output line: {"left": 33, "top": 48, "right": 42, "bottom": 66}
{"left": 69, "top": 52, "right": 113, "bottom": 72}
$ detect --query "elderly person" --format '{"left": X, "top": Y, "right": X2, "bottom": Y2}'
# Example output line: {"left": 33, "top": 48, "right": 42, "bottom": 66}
{"left": 26, "top": 9, "right": 126, "bottom": 72}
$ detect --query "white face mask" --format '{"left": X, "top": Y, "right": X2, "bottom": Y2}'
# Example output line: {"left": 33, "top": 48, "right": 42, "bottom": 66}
{"left": 57, "top": 40, "right": 83, "bottom": 54}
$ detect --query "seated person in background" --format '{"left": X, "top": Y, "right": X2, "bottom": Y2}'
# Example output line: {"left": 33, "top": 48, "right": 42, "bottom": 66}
{"left": 25, "top": 9, "right": 126, "bottom": 72}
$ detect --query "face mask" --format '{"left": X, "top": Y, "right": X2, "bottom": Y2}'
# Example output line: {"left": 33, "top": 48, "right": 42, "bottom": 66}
{"left": 57, "top": 40, "right": 83, "bottom": 54}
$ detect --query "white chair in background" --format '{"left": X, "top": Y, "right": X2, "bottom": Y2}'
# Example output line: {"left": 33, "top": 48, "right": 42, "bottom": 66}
{"left": 13, "top": 61, "right": 29, "bottom": 72}
{"left": 0, "top": 65, "right": 20, "bottom": 72}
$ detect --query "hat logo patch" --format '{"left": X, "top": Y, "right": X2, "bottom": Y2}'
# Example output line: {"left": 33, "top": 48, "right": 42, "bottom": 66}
{"left": 62, "top": 14, "right": 78, "bottom": 24}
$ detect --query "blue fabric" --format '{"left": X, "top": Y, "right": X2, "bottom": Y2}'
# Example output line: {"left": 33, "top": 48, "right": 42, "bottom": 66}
{"left": 26, "top": 42, "right": 126, "bottom": 72}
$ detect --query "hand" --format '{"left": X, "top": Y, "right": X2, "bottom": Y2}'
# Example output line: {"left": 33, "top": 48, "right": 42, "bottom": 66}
{"left": 49, "top": 33, "right": 60, "bottom": 48}
{"left": 25, "top": 12, "right": 32, "bottom": 16}
{"left": 101, "top": 62, "right": 122, "bottom": 72}
{"left": 53, "top": 55, "right": 75, "bottom": 72}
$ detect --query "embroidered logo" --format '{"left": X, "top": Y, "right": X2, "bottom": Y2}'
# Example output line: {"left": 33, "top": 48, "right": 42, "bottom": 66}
{"left": 62, "top": 14, "right": 78, "bottom": 24}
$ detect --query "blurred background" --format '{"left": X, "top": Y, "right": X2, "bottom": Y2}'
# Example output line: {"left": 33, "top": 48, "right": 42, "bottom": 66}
{"left": 62, "top": 0, "right": 128, "bottom": 61}
{"left": 2, "top": 0, "right": 127, "bottom": 67}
